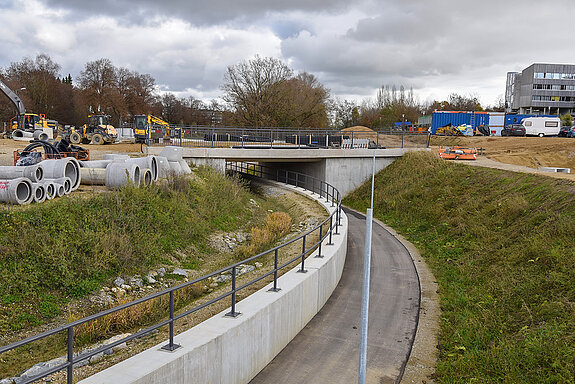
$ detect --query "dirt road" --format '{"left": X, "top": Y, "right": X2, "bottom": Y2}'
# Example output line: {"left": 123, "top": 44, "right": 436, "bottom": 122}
{"left": 431, "top": 135, "right": 575, "bottom": 170}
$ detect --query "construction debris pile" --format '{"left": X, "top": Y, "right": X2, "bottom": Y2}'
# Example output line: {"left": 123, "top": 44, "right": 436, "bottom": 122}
{"left": 0, "top": 146, "right": 192, "bottom": 205}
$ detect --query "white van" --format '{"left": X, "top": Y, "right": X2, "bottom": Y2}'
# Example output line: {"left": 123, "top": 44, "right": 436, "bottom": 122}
{"left": 522, "top": 117, "right": 561, "bottom": 137}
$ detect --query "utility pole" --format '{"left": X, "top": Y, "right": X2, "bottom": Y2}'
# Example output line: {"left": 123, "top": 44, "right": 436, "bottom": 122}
{"left": 358, "top": 152, "right": 376, "bottom": 384}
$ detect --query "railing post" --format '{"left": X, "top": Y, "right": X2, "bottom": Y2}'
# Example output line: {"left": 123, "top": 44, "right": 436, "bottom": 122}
{"left": 295, "top": 173, "right": 299, "bottom": 188}
{"left": 328, "top": 216, "right": 334, "bottom": 245}
{"left": 269, "top": 249, "right": 281, "bottom": 292}
{"left": 162, "top": 290, "right": 181, "bottom": 351}
{"left": 225, "top": 267, "right": 241, "bottom": 317}
{"left": 325, "top": 185, "right": 330, "bottom": 203}
{"left": 298, "top": 235, "right": 308, "bottom": 273}
{"left": 316, "top": 225, "right": 324, "bottom": 258}
{"left": 67, "top": 326, "right": 73, "bottom": 384}
{"left": 335, "top": 208, "right": 340, "bottom": 235}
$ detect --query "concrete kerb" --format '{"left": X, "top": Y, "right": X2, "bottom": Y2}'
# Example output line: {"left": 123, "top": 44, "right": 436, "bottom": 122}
{"left": 79, "top": 180, "right": 348, "bottom": 384}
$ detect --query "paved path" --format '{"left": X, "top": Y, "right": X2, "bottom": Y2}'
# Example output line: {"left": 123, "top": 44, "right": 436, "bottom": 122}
{"left": 250, "top": 208, "right": 420, "bottom": 384}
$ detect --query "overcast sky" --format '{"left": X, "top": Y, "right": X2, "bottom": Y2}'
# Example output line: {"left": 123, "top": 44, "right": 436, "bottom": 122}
{"left": 1, "top": 0, "right": 573, "bottom": 107}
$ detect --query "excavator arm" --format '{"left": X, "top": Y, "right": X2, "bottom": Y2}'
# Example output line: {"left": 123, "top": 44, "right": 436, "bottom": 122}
{"left": 0, "top": 78, "right": 26, "bottom": 115}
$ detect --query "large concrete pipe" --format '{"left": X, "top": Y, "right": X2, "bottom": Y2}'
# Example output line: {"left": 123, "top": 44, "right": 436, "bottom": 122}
{"left": 79, "top": 160, "right": 113, "bottom": 169}
{"left": 159, "top": 146, "right": 183, "bottom": 162}
{"left": 40, "top": 158, "right": 81, "bottom": 191}
{"left": 31, "top": 183, "right": 47, "bottom": 203}
{"left": 179, "top": 159, "right": 192, "bottom": 175}
{"left": 49, "top": 177, "right": 72, "bottom": 194}
{"left": 0, "top": 164, "right": 44, "bottom": 182}
{"left": 80, "top": 168, "right": 106, "bottom": 185}
{"left": 0, "top": 178, "right": 33, "bottom": 205}
{"left": 156, "top": 156, "right": 171, "bottom": 179}
{"left": 12, "top": 130, "right": 34, "bottom": 139}
{"left": 33, "top": 130, "right": 49, "bottom": 141}
{"left": 40, "top": 180, "right": 56, "bottom": 200}
{"left": 125, "top": 156, "right": 158, "bottom": 181}
{"left": 103, "top": 154, "right": 130, "bottom": 161}
{"left": 168, "top": 161, "right": 183, "bottom": 175}
{"left": 53, "top": 183, "right": 66, "bottom": 197}
{"left": 105, "top": 163, "right": 141, "bottom": 189}
{"left": 141, "top": 168, "right": 153, "bottom": 187}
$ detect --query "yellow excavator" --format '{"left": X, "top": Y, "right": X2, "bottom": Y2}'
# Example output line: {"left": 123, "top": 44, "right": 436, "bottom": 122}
{"left": 133, "top": 114, "right": 171, "bottom": 143}
{"left": 0, "top": 78, "right": 57, "bottom": 138}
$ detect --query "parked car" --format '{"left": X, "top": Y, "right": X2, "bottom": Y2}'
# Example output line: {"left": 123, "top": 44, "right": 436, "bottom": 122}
{"left": 566, "top": 126, "right": 575, "bottom": 138}
{"left": 559, "top": 125, "right": 572, "bottom": 137}
{"left": 501, "top": 124, "right": 526, "bottom": 137}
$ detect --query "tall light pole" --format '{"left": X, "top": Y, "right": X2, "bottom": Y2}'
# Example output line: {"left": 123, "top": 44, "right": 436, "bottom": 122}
{"left": 358, "top": 152, "right": 376, "bottom": 384}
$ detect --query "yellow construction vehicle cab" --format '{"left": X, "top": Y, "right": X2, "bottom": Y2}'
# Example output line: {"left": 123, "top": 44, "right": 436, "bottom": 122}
{"left": 1, "top": 78, "right": 57, "bottom": 137}
{"left": 68, "top": 114, "right": 117, "bottom": 145}
{"left": 11, "top": 113, "right": 49, "bottom": 132}
{"left": 133, "top": 115, "right": 170, "bottom": 143}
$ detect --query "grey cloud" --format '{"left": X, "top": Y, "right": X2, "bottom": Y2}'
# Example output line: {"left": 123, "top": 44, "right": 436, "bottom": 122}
{"left": 40, "top": 0, "right": 352, "bottom": 25}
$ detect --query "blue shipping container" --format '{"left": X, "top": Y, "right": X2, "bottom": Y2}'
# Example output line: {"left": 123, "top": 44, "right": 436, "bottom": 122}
{"left": 431, "top": 111, "right": 490, "bottom": 134}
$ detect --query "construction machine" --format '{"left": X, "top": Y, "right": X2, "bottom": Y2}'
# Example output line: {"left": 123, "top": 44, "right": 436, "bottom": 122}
{"left": 64, "top": 114, "right": 117, "bottom": 145}
{"left": 133, "top": 114, "right": 170, "bottom": 143}
{"left": 0, "top": 78, "right": 57, "bottom": 138}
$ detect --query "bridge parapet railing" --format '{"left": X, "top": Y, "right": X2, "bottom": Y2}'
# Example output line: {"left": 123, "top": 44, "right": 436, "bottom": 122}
{"left": 135, "top": 125, "right": 430, "bottom": 149}
{"left": 0, "top": 162, "right": 342, "bottom": 384}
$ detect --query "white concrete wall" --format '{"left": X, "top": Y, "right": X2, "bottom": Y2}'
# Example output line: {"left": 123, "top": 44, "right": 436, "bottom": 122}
{"left": 80, "top": 185, "right": 348, "bottom": 384}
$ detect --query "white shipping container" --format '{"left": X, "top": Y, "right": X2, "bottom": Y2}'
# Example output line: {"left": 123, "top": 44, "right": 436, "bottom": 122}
{"left": 489, "top": 113, "right": 505, "bottom": 136}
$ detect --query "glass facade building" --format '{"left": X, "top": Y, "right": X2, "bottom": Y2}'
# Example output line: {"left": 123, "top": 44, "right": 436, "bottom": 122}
{"left": 505, "top": 63, "right": 575, "bottom": 115}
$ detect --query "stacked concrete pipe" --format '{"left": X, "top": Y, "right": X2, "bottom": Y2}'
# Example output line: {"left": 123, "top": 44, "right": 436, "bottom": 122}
{"left": 79, "top": 155, "right": 164, "bottom": 188}
{"left": 125, "top": 156, "right": 159, "bottom": 181}
{"left": 105, "top": 163, "right": 141, "bottom": 189}
{"left": 51, "top": 177, "right": 72, "bottom": 194}
{"left": 0, "top": 178, "right": 33, "bottom": 205}
{"left": 31, "top": 183, "right": 47, "bottom": 204}
{"left": 33, "top": 130, "right": 50, "bottom": 141}
{"left": 39, "top": 180, "right": 56, "bottom": 200}
{"left": 12, "top": 129, "right": 34, "bottom": 142}
{"left": 0, "top": 164, "right": 44, "bottom": 183}
{"left": 80, "top": 168, "right": 106, "bottom": 185}
{"left": 40, "top": 158, "right": 81, "bottom": 191}
{"left": 141, "top": 168, "right": 153, "bottom": 187}
{"left": 155, "top": 156, "right": 171, "bottom": 178}
{"left": 158, "top": 146, "right": 192, "bottom": 176}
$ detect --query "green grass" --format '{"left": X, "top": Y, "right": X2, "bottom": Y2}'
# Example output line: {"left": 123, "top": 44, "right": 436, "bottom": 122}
{"left": 344, "top": 151, "right": 575, "bottom": 383}
{"left": 0, "top": 166, "right": 254, "bottom": 333}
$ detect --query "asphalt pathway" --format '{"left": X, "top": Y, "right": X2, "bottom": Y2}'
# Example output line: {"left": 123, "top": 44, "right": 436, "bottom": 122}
{"left": 250, "top": 208, "right": 420, "bottom": 384}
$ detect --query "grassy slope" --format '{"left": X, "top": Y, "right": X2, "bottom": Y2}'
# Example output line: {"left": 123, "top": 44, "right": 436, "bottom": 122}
{"left": 344, "top": 151, "right": 575, "bottom": 383}
{"left": 0, "top": 167, "right": 255, "bottom": 333}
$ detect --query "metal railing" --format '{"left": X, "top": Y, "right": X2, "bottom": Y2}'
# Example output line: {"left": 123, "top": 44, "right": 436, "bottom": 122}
{"left": 0, "top": 163, "right": 343, "bottom": 384}
{"left": 128, "top": 125, "right": 430, "bottom": 149}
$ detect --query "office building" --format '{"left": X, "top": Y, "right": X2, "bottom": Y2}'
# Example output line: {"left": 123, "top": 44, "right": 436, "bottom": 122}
{"left": 505, "top": 63, "right": 575, "bottom": 115}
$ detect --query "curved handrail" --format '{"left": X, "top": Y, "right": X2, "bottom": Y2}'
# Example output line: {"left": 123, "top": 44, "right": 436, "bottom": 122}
{"left": 0, "top": 162, "right": 343, "bottom": 384}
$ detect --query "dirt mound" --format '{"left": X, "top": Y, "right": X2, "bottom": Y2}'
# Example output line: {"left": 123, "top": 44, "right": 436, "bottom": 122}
{"left": 339, "top": 126, "right": 374, "bottom": 134}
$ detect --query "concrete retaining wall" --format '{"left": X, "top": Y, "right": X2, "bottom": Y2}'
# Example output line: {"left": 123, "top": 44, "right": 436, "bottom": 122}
{"left": 80, "top": 185, "right": 348, "bottom": 384}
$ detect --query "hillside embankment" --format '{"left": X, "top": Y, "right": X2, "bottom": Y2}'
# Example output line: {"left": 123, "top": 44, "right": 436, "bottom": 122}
{"left": 345, "top": 151, "right": 575, "bottom": 383}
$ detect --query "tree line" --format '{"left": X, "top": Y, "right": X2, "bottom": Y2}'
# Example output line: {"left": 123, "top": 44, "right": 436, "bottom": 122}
{"left": 0, "top": 53, "right": 504, "bottom": 130}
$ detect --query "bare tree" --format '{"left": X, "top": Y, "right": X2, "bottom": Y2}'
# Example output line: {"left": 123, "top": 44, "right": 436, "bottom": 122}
{"left": 222, "top": 56, "right": 293, "bottom": 127}
{"left": 77, "top": 58, "right": 121, "bottom": 116}
{"left": 3, "top": 54, "right": 62, "bottom": 117}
